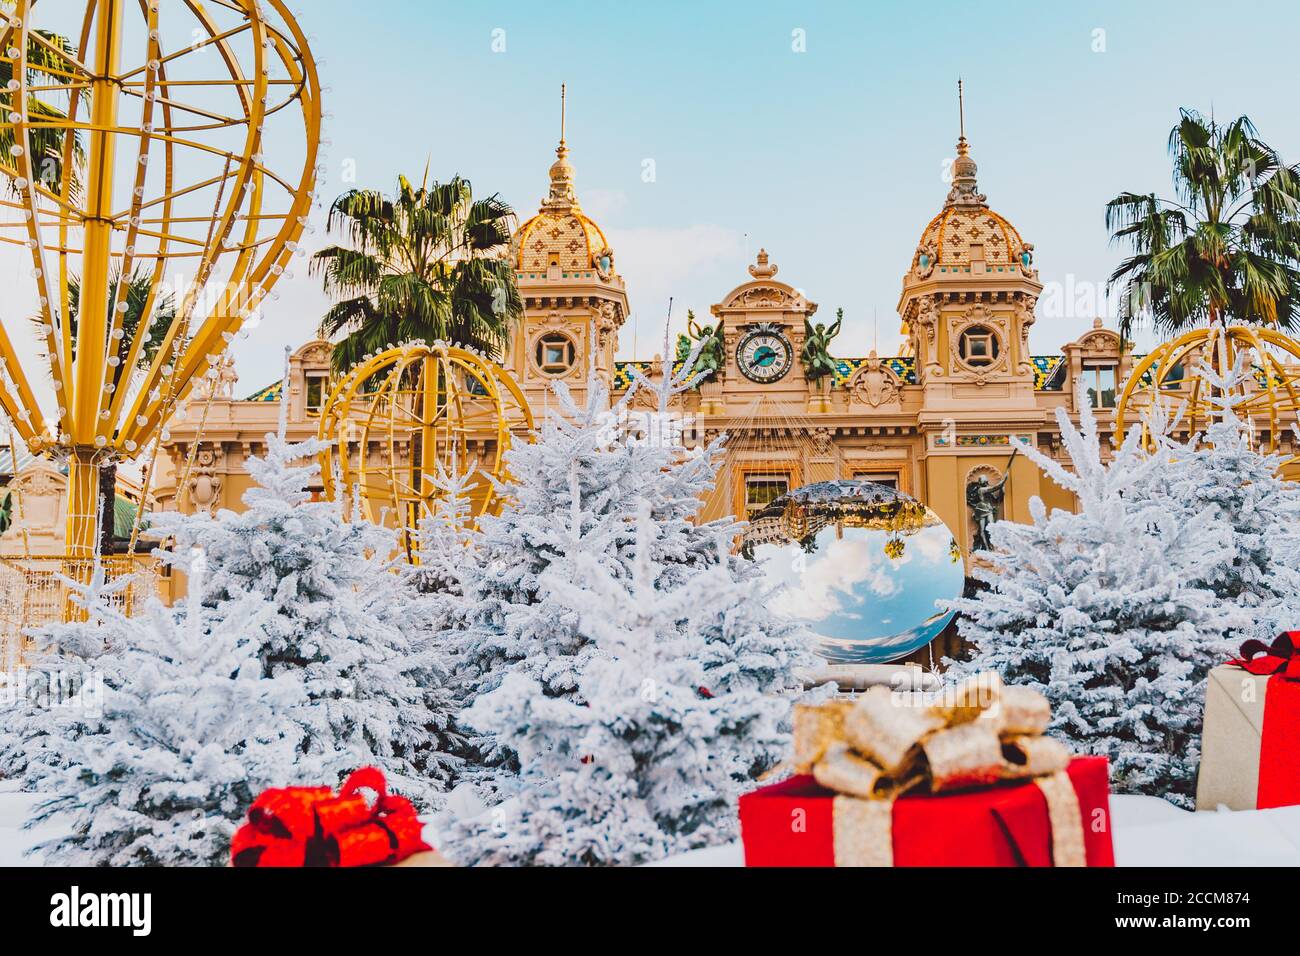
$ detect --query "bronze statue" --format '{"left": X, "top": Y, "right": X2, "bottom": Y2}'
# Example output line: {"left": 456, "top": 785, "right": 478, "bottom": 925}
{"left": 802, "top": 308, "right": 842, "bottom": 382}
{"left": 680, "top": 310, "right": 725, "bottom": 381}
{"left": 966, "top": 450, "right": 1016, "bottom": 553}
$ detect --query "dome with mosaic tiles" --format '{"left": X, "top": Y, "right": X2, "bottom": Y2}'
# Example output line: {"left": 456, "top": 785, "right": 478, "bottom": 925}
{"left": 513, "top": 137, "right": 616, "bottom": 278}
{"left": 908, "top": 136, "right": 1035, "bottom": 278}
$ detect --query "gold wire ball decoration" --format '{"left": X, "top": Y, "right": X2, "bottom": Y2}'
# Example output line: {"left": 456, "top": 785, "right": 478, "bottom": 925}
{"left": 0, "top": 0, "right": 321, "bottom": 556}
{"left": 317, "top": 342, "right": 534, "bottom": 561}
{"left": 1115, "top": 325, "right": 1300, "bottom": 477}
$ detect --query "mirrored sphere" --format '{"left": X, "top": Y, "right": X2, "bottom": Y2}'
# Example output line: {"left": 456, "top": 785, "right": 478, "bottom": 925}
{"left": 741, "top": 480, "right": 964, "bottom": 664}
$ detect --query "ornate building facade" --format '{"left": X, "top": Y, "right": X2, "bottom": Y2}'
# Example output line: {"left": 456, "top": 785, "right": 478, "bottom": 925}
{"left": 107, "top": 121, "right": 1268, "bottom": 564}
{"left": 597, "top": 130, "right": 1136, "bottom": 554}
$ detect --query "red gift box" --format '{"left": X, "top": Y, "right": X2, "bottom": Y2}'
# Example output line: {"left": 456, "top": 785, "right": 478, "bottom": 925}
{"left": 1196, "top": 632, "right": 1300, "bottom": 811}
{"left": 231, "top": 767, "right": 431, "bottom": 867}
{"left": 739, "top": 755, "right": 1114, "bottom": 867}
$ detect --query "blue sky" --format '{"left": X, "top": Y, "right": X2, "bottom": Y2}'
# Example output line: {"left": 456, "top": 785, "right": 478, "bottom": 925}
{"left": 228, "top": 0, "right": 1300, "bottom": 388}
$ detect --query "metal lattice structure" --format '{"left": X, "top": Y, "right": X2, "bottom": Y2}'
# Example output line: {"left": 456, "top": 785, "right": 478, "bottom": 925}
{"left": 1116, "top": 325, "right": 1300, "bottom": 475}
{"left": 0, "top": 553, "right": 160, "bottom": 667}
{"left": 0, "top": 0, "right": 321, "bottom": 558}
{"left": 317, "top": 343, "right": 534, "bottom": 561}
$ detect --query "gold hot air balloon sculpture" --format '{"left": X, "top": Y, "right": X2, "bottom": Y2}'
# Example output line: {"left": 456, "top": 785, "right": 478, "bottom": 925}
{"left": 1115, "top": 325, "right": 1300, "bottom": 477}
{"left": 0, "top": 0, "right": 321, "bottom": 560}
{"left": 318, "top": 342, "right": 534, "bottom": 564}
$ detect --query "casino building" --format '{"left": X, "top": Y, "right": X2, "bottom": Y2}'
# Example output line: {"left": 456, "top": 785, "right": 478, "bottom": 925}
{"left": 479, "top": 120, "right": 1136, "bottom": 556}
{"left": 79, "top": 118, "right": 1258, "bottom": 563}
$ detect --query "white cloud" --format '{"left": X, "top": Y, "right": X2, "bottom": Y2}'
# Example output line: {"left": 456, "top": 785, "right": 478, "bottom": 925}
{"left": 914, "top": 526, "right": 948, "bottom": 562}
{"left": 768, "top": 535, "right": 899, "bottom": 624}
{"left": 605, "top": 223, "right": 744, "bottom": 353}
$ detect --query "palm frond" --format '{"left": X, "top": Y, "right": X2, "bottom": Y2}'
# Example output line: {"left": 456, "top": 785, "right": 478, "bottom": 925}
{"left": 1109, "top": 110, "right": 1300, "bottom": 334}
{"left": 317, "top": 173, "right": 523, "bottom": 370}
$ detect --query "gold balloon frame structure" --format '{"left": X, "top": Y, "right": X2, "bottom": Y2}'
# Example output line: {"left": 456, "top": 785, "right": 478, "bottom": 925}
{"left": 1115, "top": 325, "right": 1300, "bottom": 476}
{"left": 317, "top": 343, "right": 534, "bottom": 562}
{"left": 0, "top": 0, "right": 321, "bottom": 558}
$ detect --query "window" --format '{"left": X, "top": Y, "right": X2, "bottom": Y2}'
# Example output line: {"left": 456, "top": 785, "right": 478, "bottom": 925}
{"left": 535, "top": 332, "right": 576, "bottom": 375}
{"left": 1083, "top": 364, "right": 1117, "bottom": 408}
{"left": 1159, "top": 360, "right": 1186, "bottom": 390}
{"left": 958, "top": 325, "right": 1000, "bottom": 368}
{"left": 744, "top": 475, "right": 789, "bottom": 518}
{"left": 305, "top": 373, "right": 329, "bottom": 413}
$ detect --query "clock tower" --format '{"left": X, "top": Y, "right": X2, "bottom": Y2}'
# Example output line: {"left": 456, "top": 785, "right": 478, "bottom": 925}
{"left": 708, "top": 249, "right": 818, "bottom": 411}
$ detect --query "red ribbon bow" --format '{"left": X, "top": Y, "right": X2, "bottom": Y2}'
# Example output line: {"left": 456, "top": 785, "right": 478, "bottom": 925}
{"left": 1231, "top": 631, "right": 1300, "bottom": 680}
{"left": 231, "top": 767, "right": 430, "bottom": 867}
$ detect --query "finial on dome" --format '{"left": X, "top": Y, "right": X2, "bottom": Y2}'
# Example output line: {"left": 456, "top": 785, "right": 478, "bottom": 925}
{"left": 946, "top": 79, "right": 986, "bottom": 208}
{"left": 957, "top": 78, "right": 967, "bottom": 152}
{"left": 543, "top": 83, "right": 577, "bottom": 210}
{"left": 749, "top": 248, "right": 778, "bottom": 279}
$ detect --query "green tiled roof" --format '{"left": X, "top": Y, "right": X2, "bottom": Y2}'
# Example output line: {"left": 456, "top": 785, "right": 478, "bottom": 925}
{"left": 1032, "top": 355, "right": 1064, "bottom": 390}
{"left": 613, "top": 360, "right": 687, "bottom": 391}
{"left": 244, "top": 380, "right": 284, "bottom": 402}
{"left": 830, "top": 356, "right": 917, "bottom": 385}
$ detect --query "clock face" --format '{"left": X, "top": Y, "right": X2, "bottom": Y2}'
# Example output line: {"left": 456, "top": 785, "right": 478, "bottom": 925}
{"left": 737, "top": 328, "right": 794, "bottom": 383}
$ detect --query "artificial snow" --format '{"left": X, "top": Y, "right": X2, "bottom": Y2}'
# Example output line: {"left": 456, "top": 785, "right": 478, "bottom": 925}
{"left": 4, "top": 783, "right": 1295, "bottom": 867}
{"left": 1110, "top": 799, "right": 1300, "bottom": 866}
{"left": 0, "top": 783, "right": 64, "bottom": 867}
{"left": 643, "top": 796, "right": 1300, "bottom": 867}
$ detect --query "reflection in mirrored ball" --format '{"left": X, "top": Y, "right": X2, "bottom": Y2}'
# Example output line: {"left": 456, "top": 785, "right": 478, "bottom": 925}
{"left": 741, "top": 480, "right": 964, "bottom": 664}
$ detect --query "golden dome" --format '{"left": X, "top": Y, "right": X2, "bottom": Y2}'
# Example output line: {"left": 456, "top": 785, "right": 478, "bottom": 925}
{"left": 514, "top": 138, "right": 615, "bottom": 277}
{"left": 910, "top": 137, "right": 1034, "bottom": 276}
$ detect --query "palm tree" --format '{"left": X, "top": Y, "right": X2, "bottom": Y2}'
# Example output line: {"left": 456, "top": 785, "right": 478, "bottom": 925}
{"left": 59, "top": 269, "right": 176, "bottom": 369}
{"left": 312, "top": 173, "right": 523, "bottom": 372}
{"left": 29, "top": 270, "right": 176, "bottom": 556}
{"left": 1107, "top": 109, "right": 1300, "bottom": 341}
{"left": 0, "top": 31, "right": 83, "bottom": 196}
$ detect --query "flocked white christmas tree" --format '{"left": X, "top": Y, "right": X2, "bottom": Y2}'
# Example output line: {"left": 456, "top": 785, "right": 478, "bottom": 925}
{"left": 947, "top": 382, "right": 1239, "bottom": 807}
{"left": 18, "top": 556, "right": 321, "bottom": 866}
{"left": 445, "top": 353, "right": 811, "bottom": 785}
{"left": 440, "top": 501, "right": 790, "bottom": 866}
{"left": 411, "top": 458, "right": 480, "bottom": 597}
{"left": 144, "top": 373, "right": 459, "bottom": 799}
{"left": 1146, "top": 356, "right": 1300, "bottom": 612}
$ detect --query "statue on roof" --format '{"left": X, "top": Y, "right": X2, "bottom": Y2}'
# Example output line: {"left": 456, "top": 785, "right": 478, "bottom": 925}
{"left": 679, "top": 310, "right": 725, "bottom": 382}
{"left": 802, "top": 308, "right": 843, "bottom": 383}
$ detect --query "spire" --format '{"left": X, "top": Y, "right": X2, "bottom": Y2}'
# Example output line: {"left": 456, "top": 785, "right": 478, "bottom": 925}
{"left": 957, "top": 77, "right": 966, "bottom": 150}
{"left": 543, "top": 82, "right": 578, "bottom": 211}
{"left": 945, "top": 78, "right": 985, "bottom": 208}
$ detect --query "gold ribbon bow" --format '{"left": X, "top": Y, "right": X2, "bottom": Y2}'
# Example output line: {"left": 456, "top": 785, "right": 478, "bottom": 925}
{"left": 793, "top": 673, "right": 1085, "bottom": 866}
